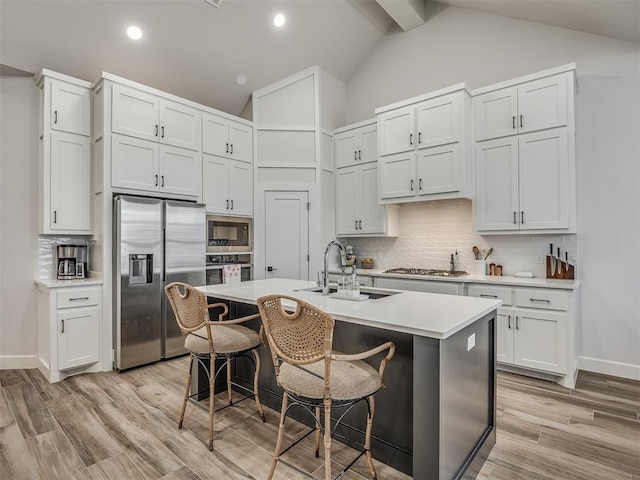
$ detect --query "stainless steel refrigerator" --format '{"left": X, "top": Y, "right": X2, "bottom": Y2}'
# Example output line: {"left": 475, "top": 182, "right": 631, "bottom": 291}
{"left": 113, "top": 195, "right": 205, "bottom": 370}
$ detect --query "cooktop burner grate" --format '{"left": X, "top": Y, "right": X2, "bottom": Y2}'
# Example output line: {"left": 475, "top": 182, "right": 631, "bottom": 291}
{"left": 383, "top": 267, "right": 468, "bottom": 277}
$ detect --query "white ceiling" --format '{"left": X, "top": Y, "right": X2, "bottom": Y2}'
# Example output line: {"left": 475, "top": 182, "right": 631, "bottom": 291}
{"left": 1, "top": 0, "right": 638, "bottom": 116}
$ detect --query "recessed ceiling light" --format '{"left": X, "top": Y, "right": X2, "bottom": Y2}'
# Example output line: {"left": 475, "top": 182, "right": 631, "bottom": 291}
{"left": 235, "top": 74, "right": 248, "bottom": 86}
{"left": 273, "top": 13, "right": 285, "bottom": 28}
{"left": 127, "top": 26, "right": 143, "bottom": 40}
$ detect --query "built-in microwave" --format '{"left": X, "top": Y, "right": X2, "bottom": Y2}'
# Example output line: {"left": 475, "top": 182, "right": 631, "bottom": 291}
{"left": 206, "top": 215, "right": 252, "bottom": 253}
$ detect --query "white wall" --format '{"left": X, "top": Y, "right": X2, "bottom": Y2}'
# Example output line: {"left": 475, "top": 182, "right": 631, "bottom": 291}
{"left": 0, "top": 77, "right": 39, "bottom": 368}
{"left": 345, "top": 7, "right": 640, "bottom": 378}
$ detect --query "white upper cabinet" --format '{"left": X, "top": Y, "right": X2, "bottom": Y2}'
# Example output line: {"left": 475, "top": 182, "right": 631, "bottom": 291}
{"left": 112, "top": 84, "right": 201, "bottom": 151}
{"left": 202, "top": 154, "right": 253, "bottom": 217}
{"left": 334, "top": 121, "right": 378, "bottom": 169}
{"left": 473, "top": 66, "right": 575, "bottom": 233}
{"left": 50, "top": 79, "right": 91, "bottom": 136}
{"left": 202, "top": 113, "right": 253, "bottom": 163}
{"left": 376, "top": 87, "right": 471, "bottom": 203}
{"left": 37, "top": 71, "right": 92, "bottom": 234}
{"left": 474, "top": 71, "right": 569, "bottom": 141}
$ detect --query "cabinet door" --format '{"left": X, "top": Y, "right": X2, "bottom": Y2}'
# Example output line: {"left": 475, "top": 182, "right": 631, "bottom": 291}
{"left": 228, "top": 159, "right": 253, "bottom": 216}
{"left": 518, "top": 129, "right": 569, "bottom": 230}
{"left": 112, "top": 85, "right": 160, "bottom": 142}
{"left": 228, "top": 121, "right": 253, "bottom": 163}
{"left": 202, "top": 154, "right": 230, "bottom": 214}
{"left": 475, "top": 137, "right": 519, "bottom": 231}
{"left": 496, "top": 308, "right": 515, "bottom": 364}
{"left": 159, "top": 146, "right": 201, "bottom": 197}
{"left": 111, "top": 135, "right": 160, "bottom": 192}
{"left": 334, "top": 130, "right": 359, "bottom": 168}
{"left": 159, "top": 100, "right": 201, "bottom": 151}
{"left": 358, "top": 123, "right": 378, "bottom": 164}
{"left": 58, "top": 307, "right": 100, "bottom": 370}
{"left": 416, "top": 143, "right": 460, "bottom": 196}
{"left": 474, "top": 87, "right": 518, "bottom": 141}
{"left": 416, "top": 93, "right": 460, "bottom": 148}
{"left": 359, "top": 163, "right": 384, "bottom": 234}
{"left": 335, "top": 166, "right": 359, "bottom": 235}
{"left": 514, "top": 308, "right": 567, "bottom": 374}
{"left": 518, "top": 74, "right": 567, "bottom": 134}
{"left": 50, "top": 132, "right": 91, "bottom": 231}
{"left": 202, "top": 113, "right": 229, "bottom": 157}
{"left": 379, "top": 152, "right": 416, "bottom": 200}
{"left": 378, "top": 106, "right": 415, "bottom": 156}
{"left": 50, "top": 80, "right": 90, "bottom": 136}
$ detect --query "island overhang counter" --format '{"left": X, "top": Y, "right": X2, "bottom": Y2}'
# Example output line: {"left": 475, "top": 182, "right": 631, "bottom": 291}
{"left": 197, "top": 278, "right": 501, "bottom": 480}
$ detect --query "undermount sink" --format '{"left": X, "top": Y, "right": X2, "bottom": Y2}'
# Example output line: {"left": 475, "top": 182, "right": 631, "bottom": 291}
{"left": 297, "top": 285, "right": 400, "bottom": 300}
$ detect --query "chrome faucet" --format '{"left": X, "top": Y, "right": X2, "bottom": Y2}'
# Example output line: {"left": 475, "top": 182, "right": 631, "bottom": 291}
{"left": 323, "top": 240, "right": 347, "bottom": 295}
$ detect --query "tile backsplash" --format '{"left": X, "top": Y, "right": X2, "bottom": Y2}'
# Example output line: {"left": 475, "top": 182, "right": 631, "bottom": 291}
{"left": 340, "top": 199, "right": 577, "bottom": 278}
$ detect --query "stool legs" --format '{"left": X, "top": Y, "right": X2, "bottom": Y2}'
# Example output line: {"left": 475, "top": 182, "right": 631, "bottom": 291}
{"left": 268, "top": 392, "right": 289, "bottom": 480}
{"left": 208, "top": 353, "right": 215, "bottom": 451}
{"left": 226, "top": 358, "right": 233, "bottom": 405}
{"left": 314, "top": 406, "right": 321, "bottom": 457}
{"left": 365, "top": 396, "right": 377, "bottom": 479}
{"left": 178, "top": 353, "right": 193, "bottom": 429}
{"left": 252, "top": 349, "right": 266, "bottom": 422}
{"left": 323, "top": 398, "right": 332, "bottom": 480}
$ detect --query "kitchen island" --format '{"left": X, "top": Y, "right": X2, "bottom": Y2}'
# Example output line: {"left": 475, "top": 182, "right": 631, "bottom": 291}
{"left": 198, "top": 278, "right": 501, "bottom": 479}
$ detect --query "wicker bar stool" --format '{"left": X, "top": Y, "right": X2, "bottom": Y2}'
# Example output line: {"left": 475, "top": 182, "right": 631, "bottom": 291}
{"left": 256, "top": 294, "right": 395, "bottom": 480}
{"left": 164, "top": 282, "right": 266, "bottom": 451}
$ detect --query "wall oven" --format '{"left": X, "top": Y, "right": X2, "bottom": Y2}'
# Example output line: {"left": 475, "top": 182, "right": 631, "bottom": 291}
{"left": 206, "top": 215, "right": 252, "bottom": 253}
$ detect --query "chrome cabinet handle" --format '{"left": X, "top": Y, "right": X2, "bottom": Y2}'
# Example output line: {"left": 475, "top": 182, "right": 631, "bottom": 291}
{"left": 508, "top": 315, "right": 511, "bottom": 329}
{"left": 409, "top": 133, "right": 413, "bottom": 145}
{"left": 520, "top": 115, "right": 523, "bottom": 128}
{"left": 69, "top": 297, "right": 89, "bottom": 301}
{"left": 410, "top": 179, "right": 414, "bottom": 191}
{"left": 530, "top": 298, "right": 551, "bottom": 303}
{"left": 355, "top": 220, "right": 358, "bottom": 229}
{"left": 54, "top": 110, "right": 58, "bottom": 124}
{"left": 521, "top": 211, "right": 525, "bottom": 224}
{"left": 480, "top": 294, "right": 498, "bottom": 298}
{"left": 155, "top": 125, "right": 158, "bottom": 137}
{"left": 61, "top": 319, "right": 64, "bottom": 333}
{"left": 161, "top": 126, "right": 164, "bottom": 138}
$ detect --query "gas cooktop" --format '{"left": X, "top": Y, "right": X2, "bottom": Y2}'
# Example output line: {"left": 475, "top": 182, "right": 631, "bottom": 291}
{"left": 383, "top": 268, "right": 468, "bottom": 277}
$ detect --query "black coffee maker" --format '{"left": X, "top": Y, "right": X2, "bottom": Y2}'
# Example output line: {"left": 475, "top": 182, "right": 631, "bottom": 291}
{"left": 57, "top": 245, "right": 77, "bottom": 280}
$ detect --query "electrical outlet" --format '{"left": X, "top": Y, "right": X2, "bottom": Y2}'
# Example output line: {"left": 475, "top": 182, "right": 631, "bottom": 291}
{"left": 467, "top": 333, "right": 476, "bottom": 351}
{"left": 536, "top": 254, "right": 545, "bottom": 264}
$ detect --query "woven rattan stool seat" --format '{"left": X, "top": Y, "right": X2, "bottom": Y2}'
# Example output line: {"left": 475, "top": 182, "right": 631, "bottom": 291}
{"left": 186, "top": 324, "right": 261, "bottom": 355}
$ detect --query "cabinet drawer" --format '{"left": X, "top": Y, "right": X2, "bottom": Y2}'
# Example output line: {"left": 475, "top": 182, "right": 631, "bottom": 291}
{"left": 515, "top": 288, "right": 569, "bottom": 311}
{"left": 57, "top": 288, "right": 100, "bottom": 309}
{"left": 467, "top": 285, "right": 513, "bottom": 305}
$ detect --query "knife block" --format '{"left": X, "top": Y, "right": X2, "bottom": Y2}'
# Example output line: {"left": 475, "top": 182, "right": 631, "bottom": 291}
{"left": 546, "top": 255, "right": 575, "bottom": 280}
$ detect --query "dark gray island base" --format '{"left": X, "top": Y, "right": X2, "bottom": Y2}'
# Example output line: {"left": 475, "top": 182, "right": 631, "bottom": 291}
{"left": 201, "top": 299, "right": 496, "bottom": 480}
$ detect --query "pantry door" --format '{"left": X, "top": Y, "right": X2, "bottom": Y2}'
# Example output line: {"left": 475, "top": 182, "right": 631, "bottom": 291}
{"left": 264, "top": 191, "right": 309, "bottom": 280}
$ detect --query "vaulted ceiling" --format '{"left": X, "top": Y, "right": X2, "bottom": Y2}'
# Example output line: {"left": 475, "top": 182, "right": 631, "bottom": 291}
{"left": 1, "top": 0, "right": 638, "bottom": 117}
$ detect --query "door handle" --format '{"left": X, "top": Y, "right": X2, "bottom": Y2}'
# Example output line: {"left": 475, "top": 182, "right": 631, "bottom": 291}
{"left": 514, "top": 211, "right": 517, "bottom": 224}
{"left": 355, "top": 220, "right": 358, "bottom": 230}
{"left": 354, "top": 151, "right": 357, "bottom": 161}
{"left": 521, "top": 211, "right": 525, "bottom": 224}
{"left": 53, "top": 210, "right": 57, "bottom": 223}
{"left": 226, "top": 199, "right": 229, "bottom": 209}
{"left": 267, "top": 266, "right": 278, "bottom": 272}
{"left": 512, "top": 116, "right": 516, "bottom": 129}
{"left": 418, "top": 132, "right": 422, "bottom": 144}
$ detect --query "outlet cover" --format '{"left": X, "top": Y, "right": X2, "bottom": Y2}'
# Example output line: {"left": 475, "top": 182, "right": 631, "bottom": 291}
{"left": 467, "top": 333, "right": 475, "bottom": 351}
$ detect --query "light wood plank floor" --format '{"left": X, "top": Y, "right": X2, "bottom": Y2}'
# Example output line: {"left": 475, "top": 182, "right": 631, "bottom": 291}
{"left": 1, "top": 358, "right": 638, "bottom": 480}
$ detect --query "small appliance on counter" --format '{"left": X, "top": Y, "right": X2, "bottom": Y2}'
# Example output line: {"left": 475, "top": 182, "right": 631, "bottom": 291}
{"left": 56, "top": 245, "right": 88, "bottom": 279}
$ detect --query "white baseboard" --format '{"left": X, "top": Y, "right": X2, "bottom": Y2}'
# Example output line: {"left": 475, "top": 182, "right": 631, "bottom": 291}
{"left": 0, "top": 355, "right": 39, "bottom": 370}
{"left": 578, "top": 356, "right": 640, "bottom": 381}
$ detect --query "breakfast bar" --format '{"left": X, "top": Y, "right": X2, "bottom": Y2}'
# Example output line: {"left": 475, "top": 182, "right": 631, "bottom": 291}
{"left": 198, "top": 278, "right": 501, "bottom": 479}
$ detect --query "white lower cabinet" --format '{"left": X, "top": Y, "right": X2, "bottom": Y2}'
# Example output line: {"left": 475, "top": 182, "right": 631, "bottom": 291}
{"left": 468, "top": 283, "right": 576, "bottom": 387}
{"left": 37, "top": 284, "right": 102, "bottom": 383}
{"left": 375, "top": 277, "right": 462, "bottom": 295}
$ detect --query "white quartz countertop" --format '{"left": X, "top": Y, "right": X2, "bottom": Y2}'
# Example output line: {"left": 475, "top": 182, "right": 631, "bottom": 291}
{"left": 34, "top": 277, "right": 103, "bottom": 288}
{"left": 330, "top": 268, "right": 580, "bottom": 289}
{"left": 197, "top": 278, "right": 502, "bottom": 340}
